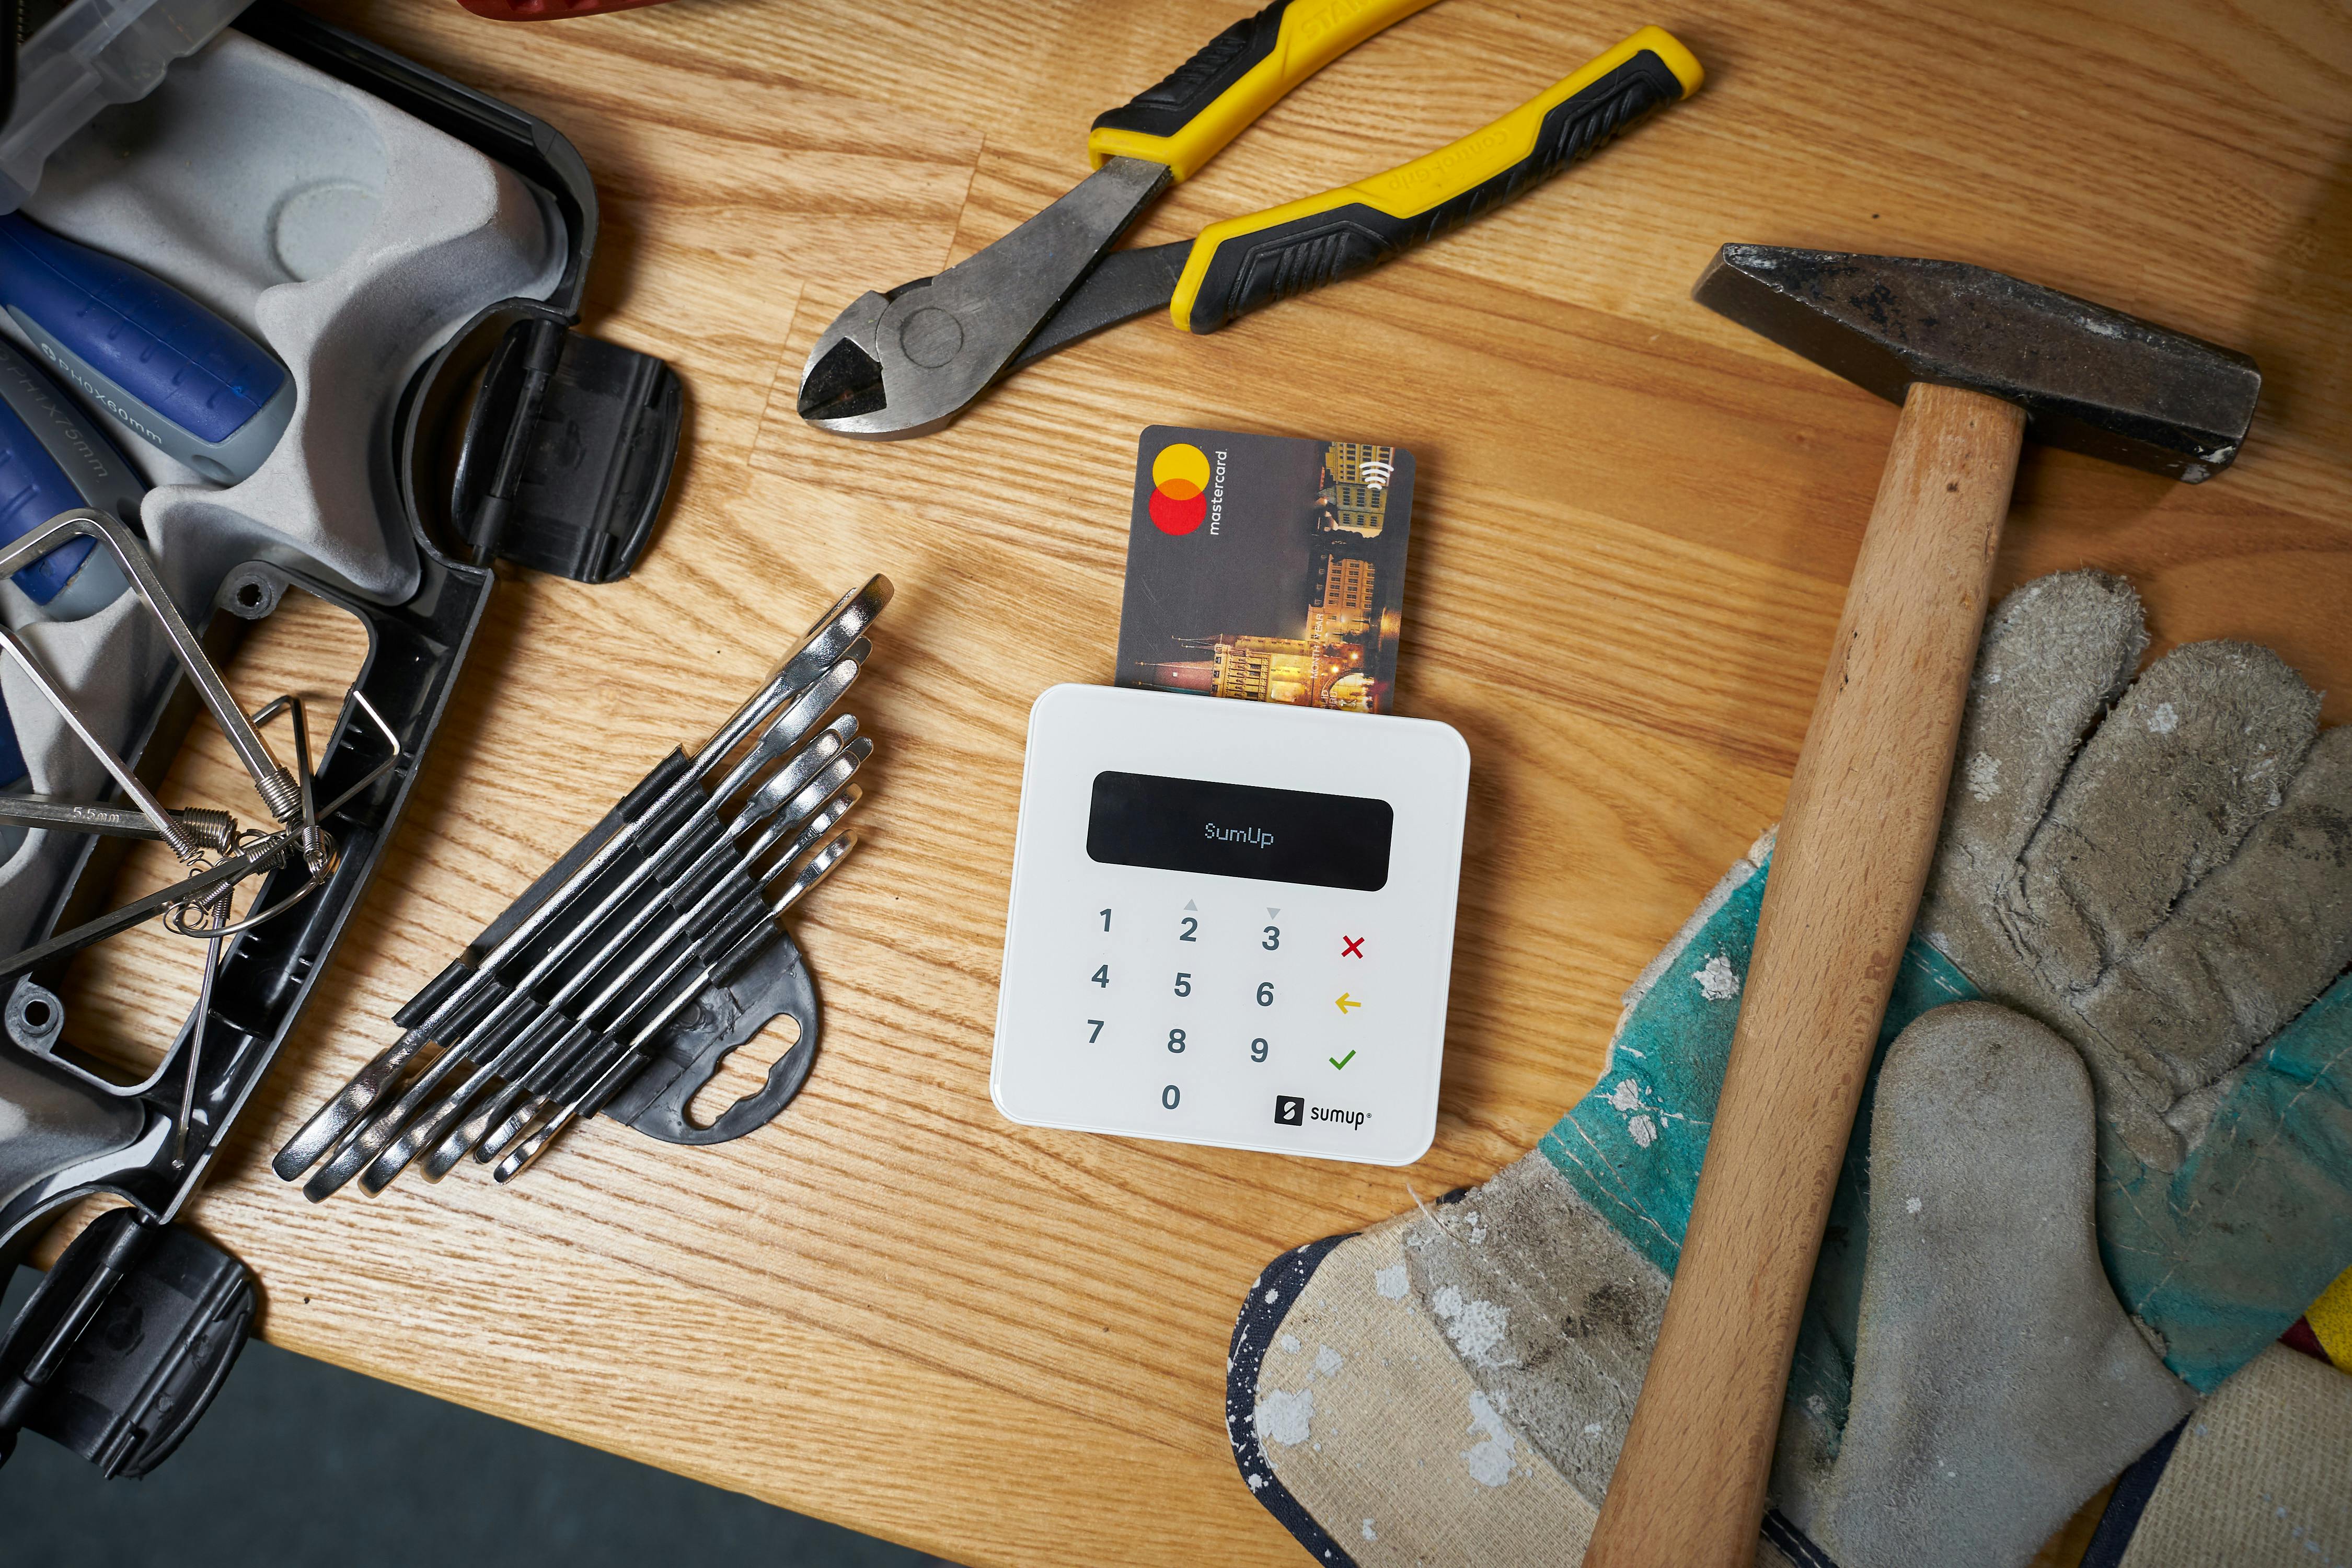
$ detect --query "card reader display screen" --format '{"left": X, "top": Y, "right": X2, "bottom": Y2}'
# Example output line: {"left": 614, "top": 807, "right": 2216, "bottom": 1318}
{"left": 1085, "top": 771, "right": 1393, "bottom": 892}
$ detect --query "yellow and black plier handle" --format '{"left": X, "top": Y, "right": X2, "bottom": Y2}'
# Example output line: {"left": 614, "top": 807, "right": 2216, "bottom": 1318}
{"left": 797, "top": 4, "right": 1702, "bottom": 437}
{"left": 1087, "top": 0, "right": 1447, "bottom": 182}
{"left": 1087, "top": 8, "right": 1702, "bottom": 333}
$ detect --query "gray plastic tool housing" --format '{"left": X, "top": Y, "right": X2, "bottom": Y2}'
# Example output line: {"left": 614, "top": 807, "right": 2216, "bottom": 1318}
{"left": 0, "top": 26, "right": 562, "bottom": 952}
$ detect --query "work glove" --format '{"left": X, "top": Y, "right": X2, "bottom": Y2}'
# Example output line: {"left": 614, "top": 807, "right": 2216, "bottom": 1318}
{"left": 1227, "top": 571, "right": 2352, "bottom": 1568}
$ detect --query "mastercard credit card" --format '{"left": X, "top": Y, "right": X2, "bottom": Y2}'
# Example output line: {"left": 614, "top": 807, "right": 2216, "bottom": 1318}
{"left": 1115, "top": 426, "right": 1415, "bottom": 714}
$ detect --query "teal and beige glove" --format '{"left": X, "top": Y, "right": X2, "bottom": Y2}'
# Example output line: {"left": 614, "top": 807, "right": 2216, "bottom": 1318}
{"left": 1227, "top": 571, "right": 2352, "bottom": 1568}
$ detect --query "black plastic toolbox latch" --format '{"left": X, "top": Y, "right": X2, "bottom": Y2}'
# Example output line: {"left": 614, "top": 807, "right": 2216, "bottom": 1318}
{"left": 452, "top": 316, "right": 683, "bottom": 585}
{"left": 0, "top": 1208, "right": 254, "bottom": 1479}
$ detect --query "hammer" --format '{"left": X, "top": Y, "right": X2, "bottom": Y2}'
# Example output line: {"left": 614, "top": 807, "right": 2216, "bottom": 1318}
{"left": 1584, "top": 248, "right": 2261, "bottom": 1567}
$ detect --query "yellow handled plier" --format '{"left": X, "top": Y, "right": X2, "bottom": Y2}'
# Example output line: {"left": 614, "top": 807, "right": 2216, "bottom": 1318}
{"left": 796, "top": 4, "right": 1703, "bottom": 440}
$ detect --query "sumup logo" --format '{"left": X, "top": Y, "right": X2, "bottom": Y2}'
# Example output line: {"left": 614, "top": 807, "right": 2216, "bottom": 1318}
{"left": 1274, "top": 1096, "right": 1368, "bottom": 1131}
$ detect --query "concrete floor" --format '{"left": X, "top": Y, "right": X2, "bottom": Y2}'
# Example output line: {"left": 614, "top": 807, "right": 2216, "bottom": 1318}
{"left": 2, "top": 1266, "right": 955, "bottom": 1568}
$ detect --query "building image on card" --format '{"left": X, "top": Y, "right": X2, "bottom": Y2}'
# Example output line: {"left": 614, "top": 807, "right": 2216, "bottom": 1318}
{"left": 1117, "top": 428, "right": 1414, "bottom": 714}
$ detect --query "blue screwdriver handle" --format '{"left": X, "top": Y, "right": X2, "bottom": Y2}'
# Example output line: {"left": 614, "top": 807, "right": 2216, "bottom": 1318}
{"left": 0, "top": 391, "right": 101, "bottom": 606}
{"left": 0, "top": 687, "right": 23, "bottom": 789}
{"left": 0, "top": 214, "right": 292, "bottom": 482}
{"left": 0, "top": 338, "right": 144, "bottom": 617}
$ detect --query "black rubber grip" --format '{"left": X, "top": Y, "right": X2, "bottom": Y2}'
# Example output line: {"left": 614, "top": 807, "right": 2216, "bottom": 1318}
{"left": 1186, "top": 49, "right": 1684, "bottom": 332}
{"left": 1091, "top": 0, "right": 1290, "bottom": 140}
{"left": 394, "top": 957, "right": 480, "bottom": 1030}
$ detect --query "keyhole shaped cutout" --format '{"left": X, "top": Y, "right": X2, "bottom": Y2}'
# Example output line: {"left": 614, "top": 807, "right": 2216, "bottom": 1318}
{"left": 685, "top": 1012, "right": 804, "bottom": 1129}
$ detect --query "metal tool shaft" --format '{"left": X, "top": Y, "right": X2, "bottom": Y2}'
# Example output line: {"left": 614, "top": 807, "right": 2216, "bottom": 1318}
{"left": 0, "top": 836, "right": 292, "bottom": 983}
{"left": 275, "top": 640, "right": 870, "bottom": 1183}
{"left": 0, "top": 795, "right": 237, "bottom": 849}
{"left": 494, "top": 830, "right": 858, "bottom": 1182}
{"left": 463, "top": 780, "right": 861, "bottom": 1170}
{"left": 365, "top": 881, "right": 757, "bottom": 1191}
{"left": 341, "top": 759, "right": 865, "bottom": 1194}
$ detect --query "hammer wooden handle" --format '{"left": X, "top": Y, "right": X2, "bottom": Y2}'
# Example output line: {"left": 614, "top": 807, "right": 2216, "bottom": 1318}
{"left": 1585, "top": 381, "right": 2026, "bottom": 1567}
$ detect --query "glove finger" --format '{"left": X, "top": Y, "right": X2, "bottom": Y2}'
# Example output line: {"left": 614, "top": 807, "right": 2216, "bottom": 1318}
{"left": 2083, "top": 722, "right": 2352, "bottom": 1101}
{"left": 1920, "top": 571, "right": 2145, "bottom": 980}
{"left": 2003, "top": 640, "right": 2321, "bottom": 998}
{"left": 1816, "top": 1002, "right": 2195, "bottom": 1568}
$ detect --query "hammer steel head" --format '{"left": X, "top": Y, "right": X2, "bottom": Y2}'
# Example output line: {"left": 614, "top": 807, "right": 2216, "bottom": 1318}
{"left": 1693, "top": 246, "right": 2261, "bottom": 482}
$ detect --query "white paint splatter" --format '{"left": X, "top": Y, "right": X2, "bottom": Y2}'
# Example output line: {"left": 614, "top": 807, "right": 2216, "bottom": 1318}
{"left": 1606, "top": 1075, "right": 1691, "bottom": 1147}
{"left": 1316, "top": 1345, "right": 1344, "bottom": 1377}
{"left": 1246, "top": 1470, "right": 1266, "bottom": 1491}
{"left": 1462, "top": 1392, "right": 1519, "bottom": 1487}
{"left": 1966, "top": 752, "right": 2002, "bottom": 801}
{"left": 2148, "top": 701, "right": 2180, "bottom": 735}
{"left": 1375, "top": 1263, "right": 1410, "bottom": 1300}
{"left": 1431, "top": 1285, "right": 1509, "bottom": 1363}
{"left": 1906, "top": 1196, "right": 1923, "bottom": 1215}
{"left": 1279, "top": 1334, "right": 1301, "bottom": 1355}
{"left": 1362, "top": 1519, "right": 1378, "bottom": 1543}
{"left": 1264, "top": 1288, "right": 1281, "bottom": 1305}
{"left": 1255, "top": 1387, "right": 1315, "bottom": 1447}
{"left": 1583, "top": 1421, "right": 1604, "bottom": 1437}
{"left": 1694, "top": 954, "right": 1741, "bottom": 1001}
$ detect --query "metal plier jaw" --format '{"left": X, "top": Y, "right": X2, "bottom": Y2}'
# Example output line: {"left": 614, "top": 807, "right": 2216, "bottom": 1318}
{"left": 797, "top": 155, "right": 1172, "bottom": 439}
{"left": 797, "top": 5, "right": 1704, "bottom": 440}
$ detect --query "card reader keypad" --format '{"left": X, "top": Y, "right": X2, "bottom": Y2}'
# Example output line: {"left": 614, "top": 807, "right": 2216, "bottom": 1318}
{"left": 1087, "top": 895, "right": 1377, "bottom": 1104}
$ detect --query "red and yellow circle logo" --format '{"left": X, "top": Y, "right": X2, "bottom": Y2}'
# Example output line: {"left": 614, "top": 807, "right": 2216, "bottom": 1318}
{"left": 1147, "top": 442, "right": 1210, "bottom": 535}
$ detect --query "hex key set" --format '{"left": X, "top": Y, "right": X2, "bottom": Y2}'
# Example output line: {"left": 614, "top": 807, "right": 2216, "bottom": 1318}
{"left": 275, "top": 577, "right": 889, "bottom": 1196}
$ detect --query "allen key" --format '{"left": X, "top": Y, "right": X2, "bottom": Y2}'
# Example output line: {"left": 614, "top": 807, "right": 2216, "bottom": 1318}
{"left": 279, "top": 632, "right": 875, "bottom": 1189}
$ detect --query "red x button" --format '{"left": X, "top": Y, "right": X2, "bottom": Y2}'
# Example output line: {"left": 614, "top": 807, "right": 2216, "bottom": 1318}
{"left": 1341, "top": 936, "right": 1364, "bottom": 959}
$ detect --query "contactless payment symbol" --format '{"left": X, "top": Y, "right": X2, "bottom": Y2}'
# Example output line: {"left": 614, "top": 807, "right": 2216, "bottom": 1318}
{"left": 1148, "top": 442, "right": 1210, "bottom": 535}
{"left": 1274, "top": 1094, "right": 1304, "bottom": 1126}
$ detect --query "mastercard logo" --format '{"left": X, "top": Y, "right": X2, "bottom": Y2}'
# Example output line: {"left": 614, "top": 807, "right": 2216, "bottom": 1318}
{"left": 1147, "top": 443, "right": 1211, "bottom": 535}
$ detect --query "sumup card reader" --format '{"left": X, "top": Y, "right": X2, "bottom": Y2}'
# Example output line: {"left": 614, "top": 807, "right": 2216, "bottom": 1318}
{"left": 991, "top": 684, "right": 1470, "bottom": 1165}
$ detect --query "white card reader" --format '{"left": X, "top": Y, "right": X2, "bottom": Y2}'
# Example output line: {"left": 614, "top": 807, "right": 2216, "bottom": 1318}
{"left": 991, "top": 684, "right": 1471, "bottom": 1165}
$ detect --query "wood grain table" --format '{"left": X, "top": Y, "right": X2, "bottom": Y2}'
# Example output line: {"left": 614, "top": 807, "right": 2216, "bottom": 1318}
{"left": 49, "top": 0, "right": 2352, "bottom": 1562}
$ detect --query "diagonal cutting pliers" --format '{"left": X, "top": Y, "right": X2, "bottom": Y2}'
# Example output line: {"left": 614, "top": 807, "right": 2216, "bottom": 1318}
{"left": 795, "top": 3, "right": 1704, "bottom": 440}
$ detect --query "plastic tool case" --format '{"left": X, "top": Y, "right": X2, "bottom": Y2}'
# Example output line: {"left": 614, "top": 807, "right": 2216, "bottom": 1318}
{"left": 0, "top": 1, "right": 678, "bottom": 1474}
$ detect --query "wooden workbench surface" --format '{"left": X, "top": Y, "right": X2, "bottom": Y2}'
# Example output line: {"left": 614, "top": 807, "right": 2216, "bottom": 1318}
{"left": 91, "top": 0, "right": 2352, "bottom": 1562}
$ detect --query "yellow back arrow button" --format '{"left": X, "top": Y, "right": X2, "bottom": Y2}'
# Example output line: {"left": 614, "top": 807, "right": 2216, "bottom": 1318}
{"left": 1335, "top": 993, "right": 1362, "bottom": 1013}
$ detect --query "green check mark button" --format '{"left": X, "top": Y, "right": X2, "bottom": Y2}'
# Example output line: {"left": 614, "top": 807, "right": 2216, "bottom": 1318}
{"left": 1329, "top": 1050, "right": 1357, "bottom": 1070}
